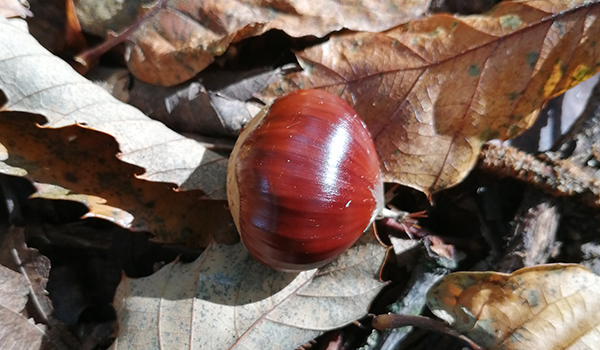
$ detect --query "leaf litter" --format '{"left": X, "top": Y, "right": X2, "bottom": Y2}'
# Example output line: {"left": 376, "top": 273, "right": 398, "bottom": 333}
{"left": 1, "top": 1, "right": 600, "bottom": 349}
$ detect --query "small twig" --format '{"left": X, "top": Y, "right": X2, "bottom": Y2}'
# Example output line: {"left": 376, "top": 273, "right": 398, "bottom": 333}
{"left": 372, "top": 314, "right": 484, "bottom": 350}
{"left": 478, "top": 143, "right": 600, "bottom": 207}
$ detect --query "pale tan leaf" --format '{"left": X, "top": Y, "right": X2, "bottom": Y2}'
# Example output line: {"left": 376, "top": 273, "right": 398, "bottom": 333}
{"left": 0, "top": 15, "right": 225, "bottom": 195}
{"left": 31, "top": 183, "right": 134, "bottom": 228}
{"left": 0, "top": 265, "right": 28, "bottom": 313}
{"left": 110, "top": 232, "right": 386, "bottom": 350}
{"left": 0, "top": 143, "right": 26, "bottom": 176}
{"left": 0, "top": 0, "right": 32, "bottom": 18}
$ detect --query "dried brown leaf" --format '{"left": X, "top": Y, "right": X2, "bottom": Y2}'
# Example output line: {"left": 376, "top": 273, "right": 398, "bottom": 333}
{"left": 0, "top": 115, "right": 237, "bottom": 247}
{"left": 128, "top": 79, "right": 260, "bottom": 137}
{"left": 263, "top": 0, "right": 600, "bottom": 196}
{"left": 427, "top": 264, "right": 600, "bottom": 349}
{"left": 78, "top": 0, "right": 429, "bottom": 86}
{"left": 0, "top": 16, "right": 225, "bottom": 194}
{"left": 0, "top": 226, "right": 52, "bottom": 320}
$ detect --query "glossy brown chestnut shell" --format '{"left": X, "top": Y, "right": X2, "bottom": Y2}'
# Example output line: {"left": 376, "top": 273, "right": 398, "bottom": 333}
{"left": 227, "top": 89, "right": 383, "bottom": 272}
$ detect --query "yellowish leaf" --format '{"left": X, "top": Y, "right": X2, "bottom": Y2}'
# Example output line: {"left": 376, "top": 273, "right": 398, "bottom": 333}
{"left": 426, "top": 264, "right": 600, "bottom": 350}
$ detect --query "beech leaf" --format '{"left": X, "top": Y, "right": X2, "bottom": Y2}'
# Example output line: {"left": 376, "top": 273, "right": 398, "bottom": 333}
{"left": 426, "top": 264, "right": 600, "bottom": 350}
{"left": 263, "top": 0, "right": 600, "bottom": 196}
{"left": 111, "top": 232, "right": 387, "bottom": 350}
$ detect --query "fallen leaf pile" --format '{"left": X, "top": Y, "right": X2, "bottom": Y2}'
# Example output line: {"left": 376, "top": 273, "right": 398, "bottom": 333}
{"left": 1, "top": 0, "right": 600, "bottom": 349}
{"left": 0, "top": 16, "right": 234, "bottom": 247}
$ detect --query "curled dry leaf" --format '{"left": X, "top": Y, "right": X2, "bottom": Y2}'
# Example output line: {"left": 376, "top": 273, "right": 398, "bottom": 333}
{"left": 264, "top": 0, "right": 600, "bottom": 196}
{"left": 77, "top": 0, "right": 429, "bottom": 86}
{"left": 128, "top": 79, "right": 259, "bottom": 137}
{"left": 426, "top": 264, "right": 600, "bottom": 350}
{"left": 110, "top": 232, "right": 387, "bottom": 350}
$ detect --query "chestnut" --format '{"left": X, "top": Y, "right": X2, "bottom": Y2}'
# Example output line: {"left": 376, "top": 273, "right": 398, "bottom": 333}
{"left": 227, "top": 89, "right": 384, "bottom": 271}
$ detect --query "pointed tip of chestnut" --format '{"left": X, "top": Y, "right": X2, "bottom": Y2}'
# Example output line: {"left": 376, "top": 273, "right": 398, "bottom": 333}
{"left": 227, "top": 89, "right": 383, "bottom": 272}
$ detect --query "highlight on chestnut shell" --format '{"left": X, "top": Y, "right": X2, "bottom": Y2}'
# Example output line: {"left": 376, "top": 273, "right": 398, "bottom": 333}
{"left": 227, "top": 89, "right": 384, "bottom": 272}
